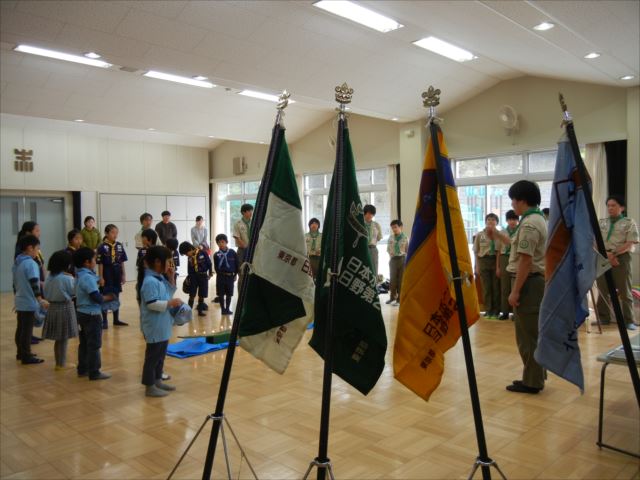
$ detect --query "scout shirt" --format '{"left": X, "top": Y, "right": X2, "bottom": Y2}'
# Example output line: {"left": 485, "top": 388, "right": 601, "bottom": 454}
{"left": 187, "top": 248, "right": 213, "bottom": 276}
{"left": 500, "top": 226, "right": 518, "bottom": 255}
{"left": 233, "top": 218, "right": 251, "bottom": 248}
{"left": 473, "top": 229, "right": 499, "bottom": 257}
{"left": 599, "top": 216, "right": 639, "bottom": 253}
{"left": 506, "top": 208, "right": 547, "bottom": 275}
{"left": 366, "top": 220, "right": 383, "bottom": 246}
{"left": 386, "top": 232, "right": 408, "bottom": 257}
{"left": 305, "top": 232, "right": 322, "bottom": 257}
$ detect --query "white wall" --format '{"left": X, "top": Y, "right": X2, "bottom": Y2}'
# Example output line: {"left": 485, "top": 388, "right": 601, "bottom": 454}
{"left": 626, "top": 87, "right": 639, "bottom": 282}
{"left": 1, "top": 123, "right": 209, "bottom": 195}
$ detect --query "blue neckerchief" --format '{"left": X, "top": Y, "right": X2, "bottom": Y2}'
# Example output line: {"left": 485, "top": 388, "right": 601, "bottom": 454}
{"left": 217, "top": 249, "right": 231, "bottom": 270}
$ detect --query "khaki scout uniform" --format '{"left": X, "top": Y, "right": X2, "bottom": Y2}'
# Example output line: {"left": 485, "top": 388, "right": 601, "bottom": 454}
{"left": 366, "top": 221, "right": 383, "bottom": 278}
{"left": 233, "top": 218, "right": 251, "bottom": 290}
{"left": 386, "top": 233, "right": 408, "bottom": 302}
{"left": 474, "top": 229, "right": 501, "bottom": 315}
{"left": 305, "top": 232, "right": 322, "bottom": 280}
{"left": 506, "top": 209, "right": 547, "bottom": 389}
{"left": 498, "top": 227, "right": 518, "bottom": 315}
{"left": 596, "top": 216, "right": 639, "bottom": 325}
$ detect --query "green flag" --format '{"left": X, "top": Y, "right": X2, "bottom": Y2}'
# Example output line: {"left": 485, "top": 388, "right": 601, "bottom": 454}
{"left": 309, "top": 121, "right": 387, "bottom": 395}
{"left": 239, "top": 129, "right": 315, "bottom": 374}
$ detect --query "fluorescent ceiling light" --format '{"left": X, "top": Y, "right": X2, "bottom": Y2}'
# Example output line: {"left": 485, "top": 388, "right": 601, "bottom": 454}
{"left": 14, "top": 44, "right": 112, "bottom": 68}
{"left": 391, "top": 117, "right": 399, "bottom": 121}
{"left": 147, "top": 127, "right": 156, "bottom": 131}
{"left": 193, "top": 75, "right": 208, "bottom": 81}
{"left": 413, "top": 36, "right": 477, "bottom": 62}
{"left": 84, "top": 52, "right": 101, "bottom": 59}
{"left": 207, "top": 135, "right": 215, "bottom": 138}
{"left": 238, "top": 90, "right": 296, "bottom": 103}
{"left": 143, "top": 70, "right": 215, "bottom": 88}
{"left": 620, "top": 75, "right": 635, "bottom": 80}
{"left": 533, "top": 22, "right": 554, "bottom": 31}
{"left": 74, "top": 119, "right": 84, "bottom": 122}
{"left": 313, "top": 0, "right": 403, "bottom": 33}
{"left": 584, "top": 52, "right": 600, "bottom": 59}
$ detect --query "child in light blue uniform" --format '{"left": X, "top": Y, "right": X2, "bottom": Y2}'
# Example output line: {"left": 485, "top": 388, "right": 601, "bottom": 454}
{"left": 138, "top": 246, "right": 183, "bottom": 397}
{"left": 42, "top": 250, "right": 78, "bottom": 370}
{"left": 13, "top": 235, "right": 49, "bottom": 364}
{"left": 74, "top": 247, "right": 114, "bottom": 381}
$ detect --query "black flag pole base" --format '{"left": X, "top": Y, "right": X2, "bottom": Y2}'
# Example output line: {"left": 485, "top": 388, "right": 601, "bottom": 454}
{"left": 167, "top": 414, "right": 258, "bottom": 480}
{"left": 467, "top": 457, "right": 507, "bottom": 480}
{"left": 301, "top": 458, "right": 335, "bottom": 480}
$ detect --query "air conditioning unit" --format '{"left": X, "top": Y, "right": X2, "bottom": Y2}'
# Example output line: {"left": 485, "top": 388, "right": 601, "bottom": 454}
{"left": 233, "top": 156, "right": 247, "bottom": 175}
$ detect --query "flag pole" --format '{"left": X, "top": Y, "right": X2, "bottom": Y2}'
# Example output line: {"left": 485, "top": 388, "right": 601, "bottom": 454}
{"left": 304, "top": 83, "right": 353, "bottom": 480}
{"left": 559, "top": 94, "right": 640, "bottom": 406}
{"left": 195, "top": 91, "right": 291, "bottom": 480}
{"left": 422, "top": 86, "right": 505, "bottom": 480}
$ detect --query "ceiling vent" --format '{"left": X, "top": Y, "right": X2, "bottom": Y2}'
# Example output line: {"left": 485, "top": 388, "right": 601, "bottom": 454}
{"left": 119, "top": 65, "right": 139, "bottom": 73}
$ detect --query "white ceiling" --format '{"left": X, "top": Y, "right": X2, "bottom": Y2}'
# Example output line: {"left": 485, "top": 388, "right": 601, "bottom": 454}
{"left": 1, "top": 0, "right": 638, "bottom": 148}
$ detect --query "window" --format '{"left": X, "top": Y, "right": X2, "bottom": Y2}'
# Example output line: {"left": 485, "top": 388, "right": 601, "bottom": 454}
{"left": 303, "top": 167, "right": 392, "bottom": 279}
{"left": 216, "top": 181, "right": 260, "bottom": 245}
{"left": 454, "top": 149, "right": 560, "bottom": 250}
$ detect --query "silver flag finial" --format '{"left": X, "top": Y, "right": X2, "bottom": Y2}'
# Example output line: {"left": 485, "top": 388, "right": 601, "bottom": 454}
{"left": 277, "top": 90, "right": 291, "bottom": 111}
{"left": 335, "top": 83, "right": 354, "bottom": 105}
{"left": 422, "top": 86, "right": 442, "bottom": 125}
{"left": 559, "top": 92, "right": 572, "bottom": 126}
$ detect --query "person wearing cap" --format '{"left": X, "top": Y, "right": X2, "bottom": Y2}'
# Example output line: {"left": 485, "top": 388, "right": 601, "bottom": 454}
{"left": 595, "top": 195, "right": 639, "bottom": 330}
{"left": 155, "top": 211, "right": 178, "bottom": 246}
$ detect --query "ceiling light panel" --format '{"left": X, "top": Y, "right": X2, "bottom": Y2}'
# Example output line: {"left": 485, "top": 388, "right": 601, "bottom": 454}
{"left": 238, "top": 90, "right": 296, "bottom": 103}
{"left": 313, "top": 0, "right": 403, "bottom": 33}
{"left": 14, "top": 45, "right": 112, "bottom": 68}
{"left": 413, "top": 37, "right": 477, "bottom": 62}
{"left": 533, "top": 22, "right": 554, "bottom": 31}
{"left": 143, "top": 70, "right": 215, "bottom": 88}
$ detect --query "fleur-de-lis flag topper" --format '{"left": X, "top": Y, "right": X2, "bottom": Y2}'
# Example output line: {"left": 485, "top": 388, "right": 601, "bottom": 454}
{"left": 335, "top": 82, "right": 354, "bottom": 105}
{"left": 422, "top": 86, "right": 441, "bottom": 108}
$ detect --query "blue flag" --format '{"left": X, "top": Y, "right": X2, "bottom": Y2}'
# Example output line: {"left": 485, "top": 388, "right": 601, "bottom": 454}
{"left": 535, "top": 134, "right": 597, "bottom": 392}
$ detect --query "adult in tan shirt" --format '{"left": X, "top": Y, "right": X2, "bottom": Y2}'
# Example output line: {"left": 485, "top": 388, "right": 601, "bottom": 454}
{"left": 596, "top": 195, "right": 639, "bottom": 330}
{"left": 489, "top": 180, "right": 547, "bottom": 394}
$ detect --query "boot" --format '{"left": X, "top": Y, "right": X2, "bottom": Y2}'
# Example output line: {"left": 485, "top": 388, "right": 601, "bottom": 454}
{"left": 197, "top": 302, "right": 206, "bottom": 317}
{"left": 199, "top": 297, "right": 208, "bottom": 310}
{"left": 102, "top": 311, "right": 108, "bottom": 329}
{"left": 224, "top": 296, "right": 233, "bottom": 315}
{"left": 188, "top": 297, "right": 194, "bottom": 309}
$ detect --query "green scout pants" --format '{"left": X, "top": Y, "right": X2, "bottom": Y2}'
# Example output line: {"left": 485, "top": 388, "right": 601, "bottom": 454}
{"left": 389, "top": 256, "right": 405, "bottom": 301}
{"left": 596, "top": 253, "right": 635, "bottom": 325}
{"left": 499, "top": 254, "right": 511, "bottom": 314}
{"left": 512, "top": 274, "right": 545, "bottom": 389}
{"left": 479, "top": 255, "right": 499, "bottom": 314}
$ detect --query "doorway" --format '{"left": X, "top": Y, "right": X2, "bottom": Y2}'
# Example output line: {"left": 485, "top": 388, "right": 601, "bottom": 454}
{"left": 0, "top": 195, "right": 66, "bottom": 292}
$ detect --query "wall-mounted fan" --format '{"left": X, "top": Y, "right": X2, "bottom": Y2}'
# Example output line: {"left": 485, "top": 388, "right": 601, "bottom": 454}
{"left": 498, "top": 105, "right": 519, "bottom": 136}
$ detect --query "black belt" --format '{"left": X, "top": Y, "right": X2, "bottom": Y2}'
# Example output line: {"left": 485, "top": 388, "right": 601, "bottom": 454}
{"left": 218, "top": 272, "right": 235, "bottom": 277}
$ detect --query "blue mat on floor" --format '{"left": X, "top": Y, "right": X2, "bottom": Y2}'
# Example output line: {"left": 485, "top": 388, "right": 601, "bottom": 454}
{"left": 167, "top": 338, "right": 231, "bottom": 359}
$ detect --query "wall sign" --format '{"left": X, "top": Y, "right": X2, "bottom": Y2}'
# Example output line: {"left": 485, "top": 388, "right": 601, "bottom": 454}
{"left": 14, "top": 149, "right": 33, "bottom": 172}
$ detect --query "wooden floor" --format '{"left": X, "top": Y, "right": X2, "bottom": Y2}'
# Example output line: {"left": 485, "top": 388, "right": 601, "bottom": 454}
{"left": 1, "top": 282, "right": 638, "bottom": 480}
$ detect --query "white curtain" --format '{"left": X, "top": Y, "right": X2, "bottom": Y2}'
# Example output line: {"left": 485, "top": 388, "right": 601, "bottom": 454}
{"left": 387, "top": 164, "right": 398, "bottom": 220}
{"left": 585, "top": 143, "right": 608, "bottom": 219}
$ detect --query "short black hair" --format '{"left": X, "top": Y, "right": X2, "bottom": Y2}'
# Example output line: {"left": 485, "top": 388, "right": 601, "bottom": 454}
{"left": 363, "top": 204, "right": 376, "bottom": 216}
{"left": 390, "top": 219, "right": 403, "bottom": 227}
{"left": 104, "top": 224, "right": 118, "bottom": 235}
{"left": 139, "top": 212, "right": 152, "bottom": 223}
{"left": 165, "top": 238, "right": 179, "bottom": 250}
{"left": 48, "top": 250, "right": 73, "bottom": 275}
{"left": 196, "top": 215, "right": 203, "bottom": 222}
{"left": 505, "top": 210, "right": 518, "bottom": 221}
{"left": 308, "top": 218, "right": 320, "bottom": 228}
{"left": 141, "top": 229, "right": 158, "bottom": 245}
{"left": 485, "top": 213, "right": 499, "bottom": 222}
{"left": 606, "top": 195, "right": 626, "bottom": 208}
{"left": 161, "top": 210, "right": 171, "bottom": 217}
{"left": 240, "top": 203, "right": 254, "bottom": 214}
{"left": 508, "top": 180, "right": 541, "bottom": 206}
{"left": 67, "top": 229, "right": 81, "bottom": 243}
{"left": 178, "top": 241, "right": 195, "bottom": 256}
{"left": 73, "top": 247, "right": 95, "bottom": 268}
{"left": 215, "top": 234, "right": 228, "bottom": 243}
{"left": 18, "top": 234, "right": 40, "bottom": 251}
{"left": 83, "top": 216, "right": 95, "bottom": 225}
